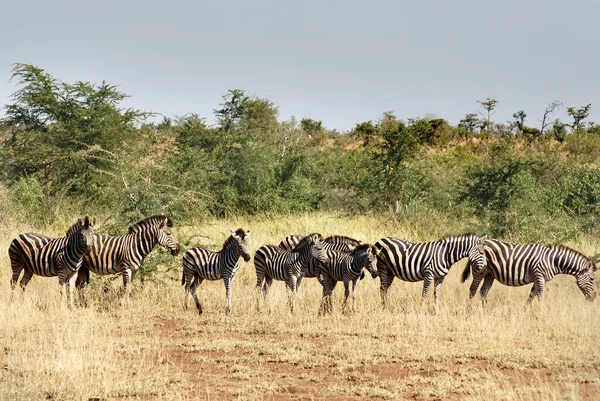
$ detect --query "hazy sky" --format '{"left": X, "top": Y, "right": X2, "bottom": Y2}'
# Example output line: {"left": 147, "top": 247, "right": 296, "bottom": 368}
{"left": 1, "top": 0, "right": 598, "bottom": 131}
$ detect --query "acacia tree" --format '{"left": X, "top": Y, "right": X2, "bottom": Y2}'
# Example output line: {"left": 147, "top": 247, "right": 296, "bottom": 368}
{"left": 1, "top": 63, "right": 145, "bottom": 194}
{"left": 478, "top": 98, "right": 499, "bottom": 132}
{"left": 566, "top": 104, "right": 592, "bottom": 132}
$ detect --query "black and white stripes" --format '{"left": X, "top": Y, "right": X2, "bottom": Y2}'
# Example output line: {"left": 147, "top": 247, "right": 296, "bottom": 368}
{"left": 317, "top": 244, "right": 379, "bottom": 314}
{"left": 77, "top": 215, "right": 180, "bottom": 297}
{"left": 182, "top": 228, "right": 251, "bottom": 315}
{"left": 9, "top": 216, "right": 95, "bottom": 304}
{"left": 255, "top": 233, "right": 329, "bottom": 312}
{"left": 461, "top": 239, "right": 597, "bottom": 304}
{"left": 375, "top": 233, "right": 487, "bottom": 312}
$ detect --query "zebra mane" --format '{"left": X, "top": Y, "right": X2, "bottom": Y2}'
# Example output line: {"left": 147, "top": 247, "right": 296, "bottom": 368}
{"left": 65, "top": 216, "right": 92, "bottom": 236}
{"left": 128, "top": 215, "right": 173, "bottom": 234}
{"left": 547, "top": 244, "right": 596, "bottom": 270}
{"left": 292, "top": 233, "right": 322, "bottom": 252}
{"left": 440, "top": 232, "right": 480, "bottom": 242}
{"left": 222, "top": 228, "right": 248, "bottom": 248}
{"left": 351, "top": 244, "right": 372, "bottom": 254}
{"left": 324, "top": 235, "right": 362, "bottom": 245}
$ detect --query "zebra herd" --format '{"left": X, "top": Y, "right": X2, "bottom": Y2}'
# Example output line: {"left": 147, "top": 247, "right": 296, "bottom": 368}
{"left": 7, "top": 216, "right": 597, "bottom": 314}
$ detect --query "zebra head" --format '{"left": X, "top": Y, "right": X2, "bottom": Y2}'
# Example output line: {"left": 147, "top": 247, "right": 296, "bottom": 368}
{"left": 467, "top": 235, "right": 487, "bottom": 274}
{"left": 575, "top": 258, "right": 597, "bottom": 301}
{"left": 350, "top": 244, "right": 380, "bottom": 279}
{"left": 73, "top": 216, "right": 96, "bottom": 255}
{"left": 230, "top": 228, "right": 251, "bottom": 262}
{"left": 157, "top": 217, "right": 180, "bottom": 256}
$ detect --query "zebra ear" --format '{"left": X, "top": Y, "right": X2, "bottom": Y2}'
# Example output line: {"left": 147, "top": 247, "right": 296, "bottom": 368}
{"left": 230, "top": 230, "right": 239, "bottom": 239}
{"left": 78, "top": 217, "right": 83, "bottom": 225}
{"left": 347, "top": 244, "right": 356, "bottom": 252}
{"left": 245, "top": 230, "right": 250, "bottom": 238}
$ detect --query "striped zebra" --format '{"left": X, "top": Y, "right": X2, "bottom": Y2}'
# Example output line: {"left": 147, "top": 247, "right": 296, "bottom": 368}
{"left": 317, "top": 244, "right": 380, "bottom": 314}
{"left": 255, "top": 233, "right": 328, "bottom": 312}
{"left": 461, "top": 239, "right": 597, "bottom": 305}
{"left": 278, "top": 235, "right": 364, "bottom": 288}
{"left": 9, "top": 216, "right": 95, "bottom": 305}
{"left": 182, "top": 229, "right": 251, "bottom": 315}
{"left": 76, "top": 215, "right": 180, "bottom": 298}
{"left": 375, "top": 233, "right": 487, "bottom": 312}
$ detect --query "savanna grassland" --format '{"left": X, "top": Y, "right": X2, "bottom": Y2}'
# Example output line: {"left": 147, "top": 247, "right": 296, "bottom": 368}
{"left": 1, "top": 213, "right": 599, "bottom": 400}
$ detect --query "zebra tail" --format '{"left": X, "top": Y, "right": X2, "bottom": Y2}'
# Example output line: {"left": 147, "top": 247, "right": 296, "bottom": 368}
{"left": 460, "top": 261, "right": 471, "bottom": 283}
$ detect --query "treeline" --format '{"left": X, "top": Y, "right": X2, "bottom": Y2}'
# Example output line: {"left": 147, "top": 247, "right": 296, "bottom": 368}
{"left": 1, "top": 63, "right": 600, "bottom": 242}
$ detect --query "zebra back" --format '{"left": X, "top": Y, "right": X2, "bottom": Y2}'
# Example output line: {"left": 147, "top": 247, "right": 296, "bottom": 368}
{"left": 278, "top": 235, "right": 302, "bottom": 251}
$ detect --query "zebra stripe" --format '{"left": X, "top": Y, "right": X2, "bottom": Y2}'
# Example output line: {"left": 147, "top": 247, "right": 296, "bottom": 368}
{"left": 317, "top": 244, "right": 379, "bottom": 314}
{"left": 9, "top": 216, "right": 95, "bottom": 305}
{"left": 76, "top": 215, "right": 180, "bottom": 297}
{"left": 461, "top": 239, "right": 597, "bottom": 304}
{"left": 375, "top": 233, "right": 487, "bottom": 312}
{"left": 182, "top": 229, "right": 251, "bottom": 315}
{"left": 255, "top": 233, "right": 328, "bottom": 312}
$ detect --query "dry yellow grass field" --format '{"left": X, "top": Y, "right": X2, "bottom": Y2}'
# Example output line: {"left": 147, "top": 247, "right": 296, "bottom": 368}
{"left": 1, "top": 213, "right": 599, "bottom": 400}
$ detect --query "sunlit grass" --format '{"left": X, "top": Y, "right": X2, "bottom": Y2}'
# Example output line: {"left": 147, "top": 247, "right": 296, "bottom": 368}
{"left": 1, "top": 212, "right": 599, "bottom": 400}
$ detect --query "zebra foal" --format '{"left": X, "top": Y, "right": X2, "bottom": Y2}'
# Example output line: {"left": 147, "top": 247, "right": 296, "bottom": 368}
{"left": 182, "top": 229, "right": 251, "bottom": 315}
{"left": 375, "top": 233, "right": 487, "bottom": 313}
{"left": 278, "top": 234, "right": 364, "bottom": 288}
{"left": 461, "top": 239, "right": 597, "bottom": 305}
{"left": 255, "top": 233, "right": 328, "bottom": 312}
{"left": 317, "top": 244, "right": 379, "bottom": 314}
{"left": 9, "top": 216, "right": 95, "bottom": 306}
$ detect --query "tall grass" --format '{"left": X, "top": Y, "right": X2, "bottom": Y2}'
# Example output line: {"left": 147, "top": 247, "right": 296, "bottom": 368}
{"left": 1, "top": 213, "right": 599, "bottom": 400}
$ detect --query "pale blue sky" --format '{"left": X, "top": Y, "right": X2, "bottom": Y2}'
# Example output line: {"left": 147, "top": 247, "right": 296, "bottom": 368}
{"left": 1, "top": 0, "right": 598, "bottom": 131}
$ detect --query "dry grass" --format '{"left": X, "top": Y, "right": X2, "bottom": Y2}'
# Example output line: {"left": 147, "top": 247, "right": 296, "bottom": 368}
{"left": 1, "top": 213, "right": 599, "bottom": 400}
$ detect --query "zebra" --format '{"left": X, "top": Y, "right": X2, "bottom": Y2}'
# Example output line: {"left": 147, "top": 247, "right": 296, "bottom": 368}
{"left": 278, "top": 234, "right": 364, "bottom": 288}
{"left": 181, "top": 229, "right": 251, "bottom": 315}
{"left": 461, "top": 239, "right": 597, "bottom": 305}
{"left": 255, "top": 233, "right": 328, "bottom": 312}
{"left": 375, "top": 233, "right": 487, "bottom": 312}
{"left": 9, "top": 216, "right": 96, "bottom": 305}
{"left": 317, "top": 244, "right": 380, "bottom": 314}
{"left": 76, "top": 215, "right": 180, "bottom": 298}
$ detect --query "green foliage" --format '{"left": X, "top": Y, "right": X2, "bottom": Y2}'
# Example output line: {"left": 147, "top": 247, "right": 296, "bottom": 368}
{"left": 566, "top": 104, "right": 592, "bottom": 132}
{"left": 3, "top": 64, "right": 600, "bottom": 248}
{"left": 458, "top": 113, "right": 479, "bottom": 139}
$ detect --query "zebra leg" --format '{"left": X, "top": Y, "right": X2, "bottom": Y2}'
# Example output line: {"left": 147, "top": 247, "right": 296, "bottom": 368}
{"left": 479, "top": 274, "right": 495, "bottom": 307}
{"left": 122, "top": 269, "right": 133, "bottom": 299}
{"left": 468, "top": 272, "right": 485, "bottom": 299}
{"left": 10, "top": 263, "right": 23, "bottom": 292}
{"left": 190, "top": 277, "right": 204, "bottom": 315}
{"left": 182, "top": 272, "right": 196, "bottom": 310}
{"left": 527, "top": 275, "right": 545, "bottom": 305}
{"left": 433, "top": 277, "right": 445, "bottom": 314}
{"left": 224, "top": 277, "right": 232, "bottom": 315}
{"left": 67, "top": 272, "right": 78, "bottom": 309}
{"left": 76, "top": 268, "right": 89, "bottom": 308}
{"left": 287, "top": 276, "right": 298, "bottom": 313}
{"left": 351, "top": 279, "right": 358, "bottom": 313}
{"left": 379, "top": 273, "right": 395, "bottom": 309}
{"left": 342, "top": 280, "right": 351, "bottom": 314}
{"left": 421, "top": 269, "right": 434, "bottom": 303}
{"left": 19, "top": 270, "right": 34, "bottom": 292}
